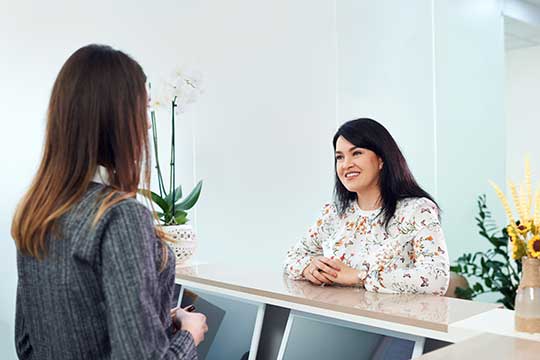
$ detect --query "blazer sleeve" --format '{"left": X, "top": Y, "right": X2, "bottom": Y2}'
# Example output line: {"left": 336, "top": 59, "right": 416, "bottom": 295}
{"left": 364, "top": 198, "right": 450, "bottom": 295}
{"left": 99, "top": 200, "right": 198, "bottom": 360}
{"left": 15, "top": 279, "right": 33, "bottom": 359}
{"left": 284, "top": 203, "right": 337, "bottom": 279}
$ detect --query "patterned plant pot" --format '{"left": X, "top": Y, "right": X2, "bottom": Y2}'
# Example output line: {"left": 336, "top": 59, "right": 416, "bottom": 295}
{"left": 162, "top": 224, "right": 197, "bottom": 265}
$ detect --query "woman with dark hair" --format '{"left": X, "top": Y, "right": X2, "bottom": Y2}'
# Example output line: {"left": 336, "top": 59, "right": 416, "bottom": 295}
{"left": 284, "top": 118, "right": 449, "bottom": 295}
{"left": 12, "top": 44, "right": 207, "bottom": 359}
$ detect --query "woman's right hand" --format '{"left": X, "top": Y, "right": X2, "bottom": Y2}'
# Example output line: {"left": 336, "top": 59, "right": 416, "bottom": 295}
{"left": 302, "top": 256, "right": 340, "bottom": 285}
{"left": 175, "top": 308, "right": 208, "bottom": 346}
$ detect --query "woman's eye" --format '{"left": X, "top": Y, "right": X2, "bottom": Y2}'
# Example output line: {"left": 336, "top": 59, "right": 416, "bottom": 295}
{"left": 335, "top": 155, "right": 343, "bottom": 161}
{"left": 353, "top": 151, "right": 362, "bottom": 156}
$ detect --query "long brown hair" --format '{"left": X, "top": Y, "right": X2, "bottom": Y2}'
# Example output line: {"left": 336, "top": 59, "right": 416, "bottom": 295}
{"left": 11, "top": 44, "right": 161, "bottom": 260}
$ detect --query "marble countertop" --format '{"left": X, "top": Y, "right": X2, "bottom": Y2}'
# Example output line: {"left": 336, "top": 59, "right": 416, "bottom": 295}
{"left": 418, "top": 333, "right": 540, "bottom": 359}
{"left": 176, "top": 264, "right": 499, "bottom": 334}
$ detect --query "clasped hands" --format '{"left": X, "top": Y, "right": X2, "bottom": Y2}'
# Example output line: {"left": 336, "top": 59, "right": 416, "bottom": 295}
{"left": 302, "top": 256, "right": 361, "bottom": 287}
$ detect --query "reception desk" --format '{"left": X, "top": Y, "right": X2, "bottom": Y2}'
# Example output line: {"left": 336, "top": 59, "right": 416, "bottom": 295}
{"left": 176, "top": 264, "right": 539, "bottom": 359}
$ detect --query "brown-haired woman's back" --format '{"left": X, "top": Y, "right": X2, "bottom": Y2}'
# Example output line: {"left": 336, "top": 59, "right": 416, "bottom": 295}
{"left": 12, "top": 44, "right": 206, "bottom": 359}
{"left": 16, "top": 182, "right": 198, "bottom": 359}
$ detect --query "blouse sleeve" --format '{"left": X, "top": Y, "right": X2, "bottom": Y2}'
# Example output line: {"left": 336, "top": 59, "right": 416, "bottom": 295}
{"left": 284, "top": 203, "right": 337, "bottom": 280}
{"left": 364, "top": 198, "right": 450, "bottom": 295}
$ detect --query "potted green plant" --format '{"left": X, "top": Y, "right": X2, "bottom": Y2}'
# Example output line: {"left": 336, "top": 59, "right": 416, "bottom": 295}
{"left": 140, "top": 69, "right": 203, "bottom": 264}
{"left": 451, "top": 194, "right": 520, "bottom": 309}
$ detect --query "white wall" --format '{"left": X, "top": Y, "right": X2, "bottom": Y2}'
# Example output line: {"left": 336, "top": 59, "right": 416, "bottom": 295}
{"left": 506, "top": 45, "right": 540, "bottom": 180}
{"left": 192, "top": 0, "right": 337, "bottom": 268}
{"left": 337, "top": 0, "right": 436, "bottom": 194}
{"left": 434, "top": 0, "right": 506, "bottom": 259}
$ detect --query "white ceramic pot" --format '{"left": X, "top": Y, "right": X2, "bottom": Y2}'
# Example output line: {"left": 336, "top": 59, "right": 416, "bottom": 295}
{"left": 162, "top": 224, "right": 197, "bottom": 265}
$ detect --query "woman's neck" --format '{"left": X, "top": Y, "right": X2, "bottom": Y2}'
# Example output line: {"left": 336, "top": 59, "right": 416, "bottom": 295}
{"left": 356, "top": 187, "right": 382, "bottom": 210}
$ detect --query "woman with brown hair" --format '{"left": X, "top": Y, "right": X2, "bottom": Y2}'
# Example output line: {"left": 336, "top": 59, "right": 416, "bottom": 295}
{"left": 11, "top": 44, "right": 207, "bottom": 359}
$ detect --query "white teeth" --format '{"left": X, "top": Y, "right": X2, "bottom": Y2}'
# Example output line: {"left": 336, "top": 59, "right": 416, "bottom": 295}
{"left": 345, "top": 172, "right": 360, "bottom": 178}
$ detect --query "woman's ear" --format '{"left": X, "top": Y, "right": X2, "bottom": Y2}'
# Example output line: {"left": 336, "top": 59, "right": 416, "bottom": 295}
{"left": 378, "top": 158, "right": 384, "bottom": 170}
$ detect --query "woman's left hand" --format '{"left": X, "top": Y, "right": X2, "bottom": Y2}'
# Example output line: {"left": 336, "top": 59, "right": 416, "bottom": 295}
{"left": 321, "top": 258, "right": 362, "bottom": 287}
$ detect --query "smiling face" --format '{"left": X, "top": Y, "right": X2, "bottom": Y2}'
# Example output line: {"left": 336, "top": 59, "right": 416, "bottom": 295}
{"left": 335, "top": 136, "right": 383, "bottom": 195}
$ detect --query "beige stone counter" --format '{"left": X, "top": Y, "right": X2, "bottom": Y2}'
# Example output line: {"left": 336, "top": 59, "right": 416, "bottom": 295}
{"left": 176, "top": 264, "right": 499, "bottom": 334}
{"left": 418, "top": 333, "right": 540, "bottom": 359}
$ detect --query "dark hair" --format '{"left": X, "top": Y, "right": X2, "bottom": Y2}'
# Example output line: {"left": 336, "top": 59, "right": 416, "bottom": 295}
{"left": 12, "top": 44, "right": 153, "bottom": 258}
{"left": 332, "top": 118, "right": 438, "bottom": 226}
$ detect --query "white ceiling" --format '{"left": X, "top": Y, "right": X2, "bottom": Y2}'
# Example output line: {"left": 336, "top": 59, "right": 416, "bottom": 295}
{"left": 505, "top": 1, "right": 540, "bottom": 51}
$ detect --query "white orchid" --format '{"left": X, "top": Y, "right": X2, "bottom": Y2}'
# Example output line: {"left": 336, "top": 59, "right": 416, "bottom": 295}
{"left": 149, "top": 82, "right": 173, "bottom": 110}
{"left": 142, "top": 66, "right": 205, "bottom": 226}
{"left": 150, "top": 67, "right": 203, "bottom": 114}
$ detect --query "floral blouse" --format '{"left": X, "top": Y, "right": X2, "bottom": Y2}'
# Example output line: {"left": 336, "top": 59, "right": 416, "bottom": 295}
{"left": 284, "top": 197, "right": 450, "bottom": 295}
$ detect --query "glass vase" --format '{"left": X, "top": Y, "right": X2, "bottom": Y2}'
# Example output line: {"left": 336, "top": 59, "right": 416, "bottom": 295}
{"left": 515, "top": 257, "right": 540, "bottom": 333}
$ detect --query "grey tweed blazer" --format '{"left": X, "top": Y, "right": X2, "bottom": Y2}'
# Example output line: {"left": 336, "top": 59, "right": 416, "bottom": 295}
{"left": 15, "top": 183, "right": 197, "bottom": 359}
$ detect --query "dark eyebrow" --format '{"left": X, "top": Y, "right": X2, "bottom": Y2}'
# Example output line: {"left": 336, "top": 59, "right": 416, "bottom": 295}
{"left": 335, "top": 146, "right": 359, "bottom": 154}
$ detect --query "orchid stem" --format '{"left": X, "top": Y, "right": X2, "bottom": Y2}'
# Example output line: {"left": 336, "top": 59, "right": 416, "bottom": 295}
{"left": 151, "top": 111, "right": 167, "bottom": 197}
{"left": 169, "top": 97, "right": 177, "bottom": 224}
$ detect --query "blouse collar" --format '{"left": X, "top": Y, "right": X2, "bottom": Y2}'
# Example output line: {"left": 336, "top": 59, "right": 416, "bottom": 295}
{"left": 91, "top": 165, "right": 110, "bottom": 185}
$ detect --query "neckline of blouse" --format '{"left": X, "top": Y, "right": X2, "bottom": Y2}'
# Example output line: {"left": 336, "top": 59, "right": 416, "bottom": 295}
{"left": 353, "top": 201, "right": 382, "bottom": 217}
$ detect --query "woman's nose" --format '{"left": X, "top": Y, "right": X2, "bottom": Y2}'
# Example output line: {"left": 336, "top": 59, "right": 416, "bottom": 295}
{"left": 341, "top": 158, "right": 353, "bottom": 170}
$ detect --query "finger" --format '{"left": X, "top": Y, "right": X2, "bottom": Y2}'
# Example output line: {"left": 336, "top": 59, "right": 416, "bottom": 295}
{"left": 302, "top": 265, "right": 315, "bottom": 279}
{"left": 303, "top": 264, "right": 315, "bottom": 278}
{"left": 313, "top": 259, "right": 338, "bottom": 277}
{"left": 318, "top": 270, "right": 337, "bottom": 283}
{"left": 320, "top": 257, "right": 342, "bottom": 271}
{"left": 326, "top": 257, "right": 345, "bottom": 270}
{"left": 305, "top": 271, "right": 322, "bottom": 285}
{"left": 312, "top": 269, "right": 333, "bottom": 284}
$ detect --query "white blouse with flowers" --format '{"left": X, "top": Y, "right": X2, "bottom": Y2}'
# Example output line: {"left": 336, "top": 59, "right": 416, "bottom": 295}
{"left": 284, "top": 197, "right": 450, "bottom": 295}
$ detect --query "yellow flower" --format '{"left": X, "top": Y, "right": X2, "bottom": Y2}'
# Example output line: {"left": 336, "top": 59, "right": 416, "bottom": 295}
{"left": 516, "top": 221, "right": 533, "bottom": 236}
{"left": 527, "top": 236, "right": 540, "bottom": 259}
{"left": 513, "top": 239, "right": 528, "bottom": 260}
{"left": 507, "top": 225, "right": 517, "bottom": 240}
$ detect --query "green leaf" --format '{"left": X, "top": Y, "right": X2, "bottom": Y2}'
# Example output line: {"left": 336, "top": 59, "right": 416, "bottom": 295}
{"left": 139, "top": 189, "right": 170, "bottom": 213}
{"left": 174, "top": 210, "right": 188, "bottom": 225}
{"left": 473, "top": 283, "right": 484, "bottom": 292}
{"left": 174, "top": 209, "right": 187, "bottom": 218}
{"left": 455, "top": 287, "right": 475, "bottom": 300}
{"left": 175, "top": 180, "right": 203, "bottom": 210}
{"left": 151, "top": 191, "right": 170, "bottom": 213}
{"left": 165, "top": 185, "right": 183, "bottom": 206}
